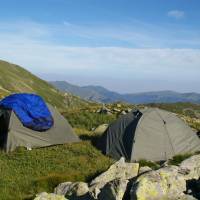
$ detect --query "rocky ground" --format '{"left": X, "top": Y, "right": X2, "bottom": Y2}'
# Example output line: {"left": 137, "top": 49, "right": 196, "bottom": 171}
{"left": 34, "top": 154, "right": 200, "bottom": 200}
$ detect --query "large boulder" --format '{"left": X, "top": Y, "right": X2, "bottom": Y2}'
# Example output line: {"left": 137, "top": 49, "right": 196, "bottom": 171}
{"left": 130, "top": 166, "right": 186, "bottom": 200}
{"left": 89, "top": 157, "right": 139, "bottom": 199}
{"left": 34, "top": 192, "right": 67, "bottom": 200}
{"left": 179, "top": 154, "right": 200, "bottom": 180}
{"left": 54, "top": 182, "right": 89, "bottom": 197}
{"left": 98, "top": 179, "right": 129, "bottom": 200}
{"left": 178, "top": 194, "right": 198, "bottom": 200}
{"left": 138, "top": 166, "right": 152, "bottom": 175}
{"left": 130, "top": 154, "right": 200, "bottom": 200}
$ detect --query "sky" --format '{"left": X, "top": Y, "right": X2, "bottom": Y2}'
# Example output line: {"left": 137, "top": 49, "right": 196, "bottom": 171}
{"left": 0, "top": 0, "right": 200, "bottom": 93}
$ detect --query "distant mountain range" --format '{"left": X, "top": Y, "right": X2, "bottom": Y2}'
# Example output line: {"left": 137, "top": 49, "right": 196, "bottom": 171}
{"left": 50, "top": 81, "right": 200, "bottom": 104}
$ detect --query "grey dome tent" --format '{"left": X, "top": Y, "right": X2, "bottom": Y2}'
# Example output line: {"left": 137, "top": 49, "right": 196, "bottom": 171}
{"left": 0, "top": 104, "right": 80, "bottom": 152}
{"left": 99, "top": 108, "right": 200, "bottom": 161}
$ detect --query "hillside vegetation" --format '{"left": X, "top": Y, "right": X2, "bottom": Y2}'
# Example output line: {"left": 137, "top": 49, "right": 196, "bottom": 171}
{"left": 0, "top": 105, "right": 117, "bottom": 200}
{"left": 0, "top": 60, "right": 88, "bottom": 110}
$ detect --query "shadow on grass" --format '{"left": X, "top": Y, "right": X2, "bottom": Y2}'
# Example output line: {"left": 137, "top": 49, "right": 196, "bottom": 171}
{"left": 79, "top": 134, "right": 102, "bottom": 150}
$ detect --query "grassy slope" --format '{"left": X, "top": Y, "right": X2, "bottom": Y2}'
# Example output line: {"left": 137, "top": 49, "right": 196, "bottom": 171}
{"left": 0, "top": 60, "right": 88, "bottom": 110}
{"left": 0, "top": 142, "right": 113, "bottom": 200}
{"left": 0, "top": 60, "right": 111, "bottom": 200}
{"left": 0, "top": 104, "right": 116, "bottom": 200}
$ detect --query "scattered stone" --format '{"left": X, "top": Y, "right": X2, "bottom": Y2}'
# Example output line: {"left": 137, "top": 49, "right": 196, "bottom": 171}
{"left": 96, "top": 109, "right": 101, "bottom": 113}
{"left": 120, "top": 111, "right": 127, "bottom": 115}
{"left": 125, "top": 108, "right": 132, "bottom": 113}
{"left": 116, "top": 104, "right": 121, "bottom": 108}
{"left": 113, "top": 108, "right": 121, "bottom": 113}
{"left": 98, "top": 179, "right": 129, "bottom": 200}
{"left": 96, "top": 107, "right": 112, "bottom": 115}
{"left": 94, "top": 124, "right": 108, "bottom": 135}
{"left": 34, "top": 192, "right": 67, "bottom": 200}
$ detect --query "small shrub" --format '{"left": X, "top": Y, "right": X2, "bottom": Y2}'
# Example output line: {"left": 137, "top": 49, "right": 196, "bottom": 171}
{"left": 63, "top": 110, "right": 116, "bottom": 131}
{"left": 138, "top": 159, "right": 160, "bottom": 170}
{"left": 168, "top": 153, "right": 192, "bottom": 166}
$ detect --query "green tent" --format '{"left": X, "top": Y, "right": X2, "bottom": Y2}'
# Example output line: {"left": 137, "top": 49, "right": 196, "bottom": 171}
{"left": 0, "top": 104, "right": 80, "bottom": 152}
{"left": 99, "top": 108, "right": 200, "bottom": 161}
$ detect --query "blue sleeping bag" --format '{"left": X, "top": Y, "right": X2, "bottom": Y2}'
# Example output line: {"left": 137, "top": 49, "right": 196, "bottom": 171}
{"left": 0, "top": 93, "right": 54, "bottom": 131}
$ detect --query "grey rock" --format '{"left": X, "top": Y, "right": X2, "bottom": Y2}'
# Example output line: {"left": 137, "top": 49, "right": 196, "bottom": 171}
{"left": 90, "top": 157, "right": 139, "bottom": 199}
{"left": 98, "top": 179, "right": 129, "bottom": 200}
{"left": 178, "top": 194, "right": 198, "bottom": 200}
{"left": 125, "top": 108, "right": 132, "bottom": 113}
{"left": 180, "top": 154, "right": 200, "bottom": 180}
{"left": 54, "top": 182, "right": 72, "bottom": 196}
{"left": 113, "top": 108, "right": 121, "bottom": 113}
{"left": 130, "top": 166, "right": 186, "bottom": 200}
{"left": 94, "top": 124, "right": 108, "bottom": 135}
{"left": 97, "top": 107, "right": 112, "bottom": 115}
{"left": 54, "top": 182, "right": 89, "bottom": 197}
{"left": 138, "top": 166, "right": 152, "bottom": 175}
{"left": 120, "top": 111, "right": 127, "bottom": 115}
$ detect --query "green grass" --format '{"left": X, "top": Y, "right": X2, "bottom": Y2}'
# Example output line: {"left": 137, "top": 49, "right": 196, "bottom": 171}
{"left": 138, "top": 159, "right": 160, "bottom": 170}
{"left": 168, "top": 153, "right": 193, "bottom": 166}
{"left": 0, "top": 141, "right": 113, "bottom": 200}
{"left": 63, "top": 110, "right": 116, "bottom": 131}
{"left": 0, "top": 105, "right": 116, "bottom": 200}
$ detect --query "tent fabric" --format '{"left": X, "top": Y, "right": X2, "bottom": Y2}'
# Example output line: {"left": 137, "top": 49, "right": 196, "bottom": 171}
{"left": 100, "top": 108, "right": 200, "bottom": 161}
{"left": 99, "top": 110, "right": 142, "bottom": 160}
{"left": 0, "top": 93, "right": 53, "bottom": 131}
{"left": 0, "top": 103, "right": 80, "bottom": 152}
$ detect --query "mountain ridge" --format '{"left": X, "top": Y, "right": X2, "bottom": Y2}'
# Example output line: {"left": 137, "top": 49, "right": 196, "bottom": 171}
{"left": 50, "top": 81, "right": 200, "bottom": 104}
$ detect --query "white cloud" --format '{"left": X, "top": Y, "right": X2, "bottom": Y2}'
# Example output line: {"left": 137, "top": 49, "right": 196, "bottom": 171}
{"left": 0, "top": 36, "right": 199, "bottom": 80}
{"left": 0, "top": 20, "right": 200, "bottom": 92}
{"left": 167, "top": 10, "right": 185, "bottom": 19}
